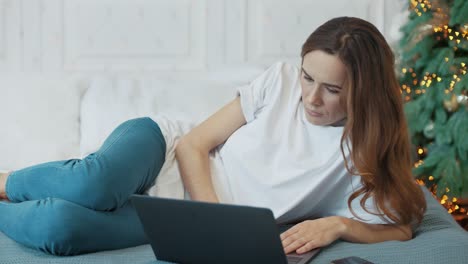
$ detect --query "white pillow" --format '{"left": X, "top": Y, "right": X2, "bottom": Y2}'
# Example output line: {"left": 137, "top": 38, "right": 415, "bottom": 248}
{"left": 79, "top": 70, "right": 264, "bottom": 157}
{"left": 0, "top": 74, "right": 83, "bottom": 171}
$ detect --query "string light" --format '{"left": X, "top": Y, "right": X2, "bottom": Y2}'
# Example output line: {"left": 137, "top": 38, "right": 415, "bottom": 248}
{"left": 414, "top": 160, "right": 424, "bottom": 168}
{"left": 415, "top": 178, "right": 465, "bottom": 215}
{"left": 411, "top": 0, "right": 432, "bottom": 15}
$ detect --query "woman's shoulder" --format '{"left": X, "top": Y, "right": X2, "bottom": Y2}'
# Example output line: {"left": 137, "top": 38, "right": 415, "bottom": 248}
{"left": 256, "top": 61, "right": 300, "bottom": 92}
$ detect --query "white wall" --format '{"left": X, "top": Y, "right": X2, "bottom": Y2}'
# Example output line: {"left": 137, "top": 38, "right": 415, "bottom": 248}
{"left": 0, "top": 0, "right": 408, "bottom": 73}
{"left": 0, "top": 0, "right": 409, "bottom": 171}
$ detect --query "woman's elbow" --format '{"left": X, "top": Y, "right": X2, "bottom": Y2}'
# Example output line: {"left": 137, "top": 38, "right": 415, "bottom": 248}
{"left": 397, "top": 225, "right": 413, "bottom": 241}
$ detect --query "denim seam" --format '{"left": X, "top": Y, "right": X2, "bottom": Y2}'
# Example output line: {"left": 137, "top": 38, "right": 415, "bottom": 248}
{"left": 96, "top": 120, "right": 138, "bottom": 158}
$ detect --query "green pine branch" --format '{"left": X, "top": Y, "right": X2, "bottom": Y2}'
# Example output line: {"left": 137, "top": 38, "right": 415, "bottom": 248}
{"left": 399, "top": 0, "right": 468, "bottom": 199}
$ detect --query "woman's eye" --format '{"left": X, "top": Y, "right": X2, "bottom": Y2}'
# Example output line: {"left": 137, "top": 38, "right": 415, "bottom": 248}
{"left": 304, "top": 75, "right": 314, "bottom": 82}
{"left": 326, "top": 87, "right": 339, "bottom": 94}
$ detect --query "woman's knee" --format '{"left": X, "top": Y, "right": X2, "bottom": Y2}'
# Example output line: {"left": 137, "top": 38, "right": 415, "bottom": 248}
{"left": 66, "top": 117, "right": 166, "bottom": 210}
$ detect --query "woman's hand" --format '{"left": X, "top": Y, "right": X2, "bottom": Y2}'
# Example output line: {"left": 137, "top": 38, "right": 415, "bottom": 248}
{"left": 280, "top": 216, "right": 347, "bottom": 254}
{"left": 281, "top": 216, "right": 413, "bottom": 255}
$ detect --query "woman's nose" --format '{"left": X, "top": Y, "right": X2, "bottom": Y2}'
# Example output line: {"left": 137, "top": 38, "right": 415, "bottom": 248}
{"left": 306, "top": 85, "right": 322, "bottom": 106}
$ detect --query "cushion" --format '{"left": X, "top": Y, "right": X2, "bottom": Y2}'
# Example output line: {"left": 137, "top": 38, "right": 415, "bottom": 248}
{"left": 0, "top": 74, "right": 84, "bottom": 171}
{"left": 79, "top": 67, "right": 264, "bottom": 157}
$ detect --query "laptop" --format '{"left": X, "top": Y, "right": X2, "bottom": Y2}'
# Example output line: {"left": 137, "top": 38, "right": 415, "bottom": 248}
{"left": 131, "top": 195, "right": 320, "bottom": 264}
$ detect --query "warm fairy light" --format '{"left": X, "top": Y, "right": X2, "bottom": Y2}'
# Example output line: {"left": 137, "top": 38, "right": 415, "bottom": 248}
{"left": 449, "top": 36, "right": 454, "bottom": 40}
{"left": 426, "top": 80, "right": 432, "bottom": 87}
{"left": 416, "top": 179, "right": 425, "bottom": 186}
{"left": 414, "top": 160, "right": 424, "bottom": 168}
{"left": 415, "top": 179, "right": 464, "bottom": 216}
{"left": 418, "top": 148, "right": 424, "bottom": 154}
{"left": 402, "top": 68, "right": 407, "bottom": 73}
{"left": 411, "top": 0, "right": 432, "bottom": 13}
{"left": 437, "top": 77, "right": 442, "bottom": 82}
{"left": 456, "top": 39, "right": 461, "bottom": 44}
{"left": 462, "top": 62, "right": 466, "bottom": 67}
{"left": 445, "top": 57, "right": 449, "bottom": 62}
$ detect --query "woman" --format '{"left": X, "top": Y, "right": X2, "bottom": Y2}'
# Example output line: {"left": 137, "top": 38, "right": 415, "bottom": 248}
{"left": 0, "top": 16, "right": 426, "bottom": 256}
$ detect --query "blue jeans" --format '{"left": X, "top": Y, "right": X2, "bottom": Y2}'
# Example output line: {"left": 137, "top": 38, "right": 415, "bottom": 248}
{"left": 0, "top": 117, "right": 166, "bottom": 255}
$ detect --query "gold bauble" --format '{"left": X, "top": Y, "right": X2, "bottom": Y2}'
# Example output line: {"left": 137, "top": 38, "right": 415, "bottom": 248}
{"left": 443, "top": 94, "right": 459, "bottom": 112}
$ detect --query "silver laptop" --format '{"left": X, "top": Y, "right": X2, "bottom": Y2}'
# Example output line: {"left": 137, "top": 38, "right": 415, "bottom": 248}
{"left": 131, "top": 195, "right": 320, "bottom": 264}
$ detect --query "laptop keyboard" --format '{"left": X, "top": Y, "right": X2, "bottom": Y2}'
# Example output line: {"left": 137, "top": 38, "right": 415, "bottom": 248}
{"left": 287, "top": 255, "right": 303, "bottom": 264}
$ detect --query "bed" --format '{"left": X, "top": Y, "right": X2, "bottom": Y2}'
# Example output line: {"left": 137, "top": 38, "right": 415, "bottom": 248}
{"left": 1, "top": 187, "right": 468, "bottom": 264}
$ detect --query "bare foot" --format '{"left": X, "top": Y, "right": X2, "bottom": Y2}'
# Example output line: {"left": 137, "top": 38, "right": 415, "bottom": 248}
{"left": 0, "top": 172, "right": 10, "bottom": 200}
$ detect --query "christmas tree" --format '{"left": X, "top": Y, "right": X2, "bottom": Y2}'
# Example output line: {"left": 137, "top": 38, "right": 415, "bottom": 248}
{"left": 398, "top": 0, "right": 468, "bottom": 215}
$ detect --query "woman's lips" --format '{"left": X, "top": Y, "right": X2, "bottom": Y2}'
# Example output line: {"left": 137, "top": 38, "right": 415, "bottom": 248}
{"left": 306, "top": 108, "right": 323, "bottom": 117}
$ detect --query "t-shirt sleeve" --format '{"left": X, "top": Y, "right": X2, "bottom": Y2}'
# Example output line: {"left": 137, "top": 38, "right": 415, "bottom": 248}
{"left": 236, "top": 62, "right": 282, "bottom": 123}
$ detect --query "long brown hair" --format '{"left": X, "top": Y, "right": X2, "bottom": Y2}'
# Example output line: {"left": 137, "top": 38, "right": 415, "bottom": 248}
{"left": 301, "top": 17, "right": 426, "bottom": 225}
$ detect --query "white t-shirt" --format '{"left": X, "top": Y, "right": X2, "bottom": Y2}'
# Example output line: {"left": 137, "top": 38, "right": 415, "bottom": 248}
{"left": 149, "top": 62, "right": 390, "bottom": 225}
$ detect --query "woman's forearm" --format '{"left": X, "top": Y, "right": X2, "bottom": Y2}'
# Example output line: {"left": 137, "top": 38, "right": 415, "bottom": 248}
{"left": 338, "top": 216, "right": 412, "bottom": 243}
{"left": 175, "top": 140, "right": 219, "bottom": 203}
